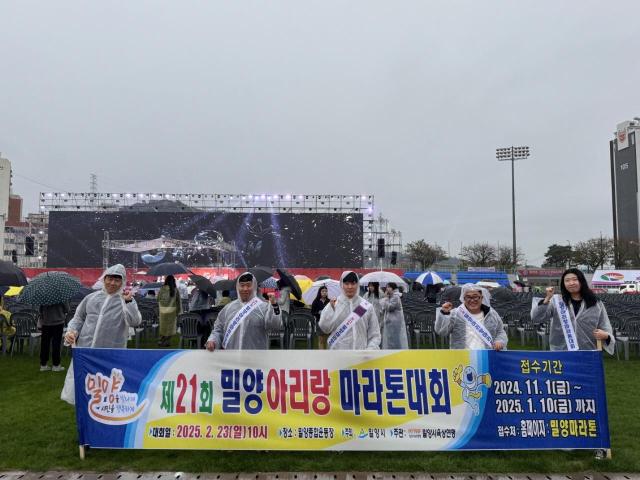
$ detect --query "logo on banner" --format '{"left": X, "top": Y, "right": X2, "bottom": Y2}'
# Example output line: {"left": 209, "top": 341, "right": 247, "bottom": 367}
{"left": 85, "top": 368, "right": 148, "bottom": 425}
{"left": 600, "top": 272, "right": 624, "bottom": 282}
{"left": 453, "top": 365, "right": 491, "bottom": 416}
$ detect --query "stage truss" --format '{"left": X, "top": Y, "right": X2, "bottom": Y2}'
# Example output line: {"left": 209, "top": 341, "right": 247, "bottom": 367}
{"left": 39, "top": 192, "right": 401, "bottom": 267}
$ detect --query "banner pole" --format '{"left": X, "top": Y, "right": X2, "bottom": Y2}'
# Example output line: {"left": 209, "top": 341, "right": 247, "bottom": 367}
{"left": 595, "top": 338, "right": 612, "bottom": 460}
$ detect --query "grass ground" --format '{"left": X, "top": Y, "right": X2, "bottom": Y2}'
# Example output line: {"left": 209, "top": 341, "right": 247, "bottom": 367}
{"left": 1, "top": 337, "right": 638, "bottom": 473}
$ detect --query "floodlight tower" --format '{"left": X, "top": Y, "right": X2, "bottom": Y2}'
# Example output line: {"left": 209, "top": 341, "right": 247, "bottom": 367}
{"left": 496, "top": 146, "right": 530, "bottom": 267}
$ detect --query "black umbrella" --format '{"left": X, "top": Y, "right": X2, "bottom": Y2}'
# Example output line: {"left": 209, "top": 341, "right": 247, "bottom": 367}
{"left": 247, "top": 266, "right": 273, "bottom": 285}
{"left": 189, "top": 275, "right": 217, "bottom": 297}
{"left": 213, "top": 279, "right": 237, "bottom": 291}
{"left": 147, "top": 262, "right": 192, "bottom": 276}
{"left": 0, "top": 260, "right": 28, "bottom": 287}
{"left": 69, "top": 287, "right": 94, "bottom": 301}
{"left": 18, "top": 271, "right": 83, "bottom": 306}
{"left": 440, "top": 286, "right": 463, "bottom": 305}
{"left": 276, "top": 268, "right": 302, "bottom": 300}
{"left": 489, "top": 287, "right": 516, "bottom": 302}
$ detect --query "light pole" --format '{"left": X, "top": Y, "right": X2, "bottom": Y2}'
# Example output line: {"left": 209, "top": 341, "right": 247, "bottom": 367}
{"left": 496, "top": 146, "right": 530, "bottom": 268}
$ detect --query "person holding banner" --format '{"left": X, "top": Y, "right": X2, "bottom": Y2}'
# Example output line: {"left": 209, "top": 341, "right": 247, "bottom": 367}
{"left": 319, "top": 271, "right": 381, "bottom": 350}
{"left": 205, "top": 272, "right": 281, "bottom": 350}
{"left": 61, "top": 264, "right": 142, "bottom": 404}
{"left": 436, "top": 283, "right": 507, "bottom": 350}
{"left": 531, "top": 268, "right": 615, "bottom": 354}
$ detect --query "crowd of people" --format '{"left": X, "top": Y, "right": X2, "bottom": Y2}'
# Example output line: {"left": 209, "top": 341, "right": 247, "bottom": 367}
{"left": 0, "top": 264, "right": 617, "bottom": 406}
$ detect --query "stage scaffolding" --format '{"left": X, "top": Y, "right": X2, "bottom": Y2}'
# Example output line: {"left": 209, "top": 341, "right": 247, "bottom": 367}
{"left": 39, "top": 192, "right": 402, "bottom": 267}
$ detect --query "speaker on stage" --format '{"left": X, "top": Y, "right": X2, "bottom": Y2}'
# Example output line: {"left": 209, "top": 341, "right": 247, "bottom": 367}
{"left": 377, "top": 238, "right": 385, "bottom": 258}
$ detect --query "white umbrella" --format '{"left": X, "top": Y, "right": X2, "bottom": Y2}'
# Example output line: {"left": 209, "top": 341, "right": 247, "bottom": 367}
{"left": 359, "top": 271, "right": 408, "bottom": 290}
{"left": 476, "top": 281, "right": 501, "bottom": 289}
{"left": 415, "top": 271, "right": 444, "bottom": 285}
{"left": 302, "top": 279, "right": 341, "bottom": 304}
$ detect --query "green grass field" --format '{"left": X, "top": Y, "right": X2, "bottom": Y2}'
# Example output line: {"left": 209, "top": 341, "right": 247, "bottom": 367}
{"left": 1, "top": 341, "right": 638, "bottom": 474}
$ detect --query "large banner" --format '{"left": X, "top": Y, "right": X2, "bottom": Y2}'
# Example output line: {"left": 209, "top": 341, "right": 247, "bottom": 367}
{"left": 72, "top": 348, "right": 610, "bottom": 451}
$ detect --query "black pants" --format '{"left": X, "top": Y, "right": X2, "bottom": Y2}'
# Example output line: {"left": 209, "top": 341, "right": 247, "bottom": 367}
{"left": 40, "top": 323, "right": 64, "bottom": 367}
{"left": 197, "top": 322, "right": 211, "bottom": 349}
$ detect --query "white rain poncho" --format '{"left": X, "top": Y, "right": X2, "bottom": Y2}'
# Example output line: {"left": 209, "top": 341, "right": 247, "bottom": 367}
{"left": 459, "top": 283, "right": 492, "bottom": 306}
{"left": 62, "top": 264, "right": 142, "bottom": 404}
{"left": 435, "top": 283, "right": 508, "bottom": 350}
{"left": 208, "top": 272, "right": 282, "bottom": 350}
{"left": 363, "top": 290, "right": 383, "bottom": 323}
{"left": 319, "top": 271, "right": 381, "bottom": 350}
{"left": 380, "top": 290, "right": 408, "bottom": 349}
{"left": 277, "top": 286, "right": 291, "bottom": 314}
{"left": 531, "top": 297, "right": 615, "bottom": 355}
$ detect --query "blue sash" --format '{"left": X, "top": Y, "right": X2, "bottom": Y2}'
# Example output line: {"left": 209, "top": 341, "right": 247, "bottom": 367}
{"left": 552, "top": 295, "right": 579, "bottom": 351}
{"left": 327, "top": 299, "right": 372, "bottom": 349}
{"left": 222, "top": 297, "right": 262, "bottom": 349}
{"left": 457, "top": 304, "right": 493, "bottom": 348}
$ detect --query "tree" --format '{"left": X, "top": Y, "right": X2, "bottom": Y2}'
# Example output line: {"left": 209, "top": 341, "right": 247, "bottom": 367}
{"left": 459, "top": 243, "right": 496, "bottom": 267}
{"left": 496, "top": 245, "right": 525, "bottom": 270}
{"left": 542, "top": 244, "right": 573, "bottom": 268}
{"left": 405, "top": 240, "right": 447, "bottom": 270}
{"left": 614, "top": 239, "right": 640, "bottom": 268}
{"left": 572, "top": 237, "right": 614, "bottom": 272}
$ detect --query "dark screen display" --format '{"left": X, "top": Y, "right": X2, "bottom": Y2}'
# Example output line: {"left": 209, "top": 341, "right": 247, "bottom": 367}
{"left": 46, "top": 211, "right": 363, "bottom": 268}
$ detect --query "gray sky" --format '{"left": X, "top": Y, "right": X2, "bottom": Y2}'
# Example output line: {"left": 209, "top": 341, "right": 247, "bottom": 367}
{"left": 1, "top": 0, "right": 639, "bottom": 266}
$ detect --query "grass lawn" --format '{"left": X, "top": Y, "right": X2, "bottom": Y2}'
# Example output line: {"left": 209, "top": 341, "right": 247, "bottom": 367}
{"left": 1, "top": 338, "right": 638, "bottom": 474}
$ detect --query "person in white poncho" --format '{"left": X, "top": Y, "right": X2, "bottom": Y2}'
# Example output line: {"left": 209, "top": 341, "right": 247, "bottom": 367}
{"left": 319, "top": 271, "right": 381, "bottom": 350}
{"left": 435, "top": 283, "right": 508, "bottom": 350}
{"left": 61, "top": 264, "right": 142, "bottom": 404}
{"left": 205, "top": 272, "right": 281, "bottom": 350}
{"left": 531, "top": 268, "right": 615, "bottom": 354}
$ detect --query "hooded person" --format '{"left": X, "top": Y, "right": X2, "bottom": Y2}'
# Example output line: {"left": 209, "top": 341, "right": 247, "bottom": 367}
{"left": 61, "top": 264, "right": 142, "bottom": 404}
{"left": 319, "top": 271, "right": 381, "bottom": 350}
{"left": 379, "top": 282, "right": 409, "bottom": 349}
{"left": 435, "top": 283, "right": 508, "bottom": 350}
{"left": 531, "top": 268, "right": 615, "bottom": 354}
{"left": 205, "top": 272, "right": 282, "bottom": 350}
{"left": 363, "top": 282, "right": 383, "bottom": 323}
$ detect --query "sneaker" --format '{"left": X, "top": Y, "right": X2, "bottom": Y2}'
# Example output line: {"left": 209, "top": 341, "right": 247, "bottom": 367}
{"left": 52, "top": 365, "right": 65, "bottom": 372}
{"left": 40, "top": 365, "right": 51, "bottom": 371}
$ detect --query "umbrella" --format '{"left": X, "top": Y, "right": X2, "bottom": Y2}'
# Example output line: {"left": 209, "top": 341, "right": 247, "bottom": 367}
{"left": 415, "top": 271, "right": 444, "bottom": 286}
{"left": 147, "top": 262, "right": 192, "bottom": 276}
{"left": 489, "top": 287, "right": 516, "bottom": 302}
{"left": 248, "top": 266, "right": 274, "bottom": 285}
{"left": 0, "top": 260, "right": 28, "bottom": 286}
{"left": 476, "top": 281, "right": 501, "bottom": 289}
{"left": 189, "top": 275, "right": 218, "bottom": 297}
{"left": 0, "top": 286, "right": 24, "bottom": 297}
{"left": 359, "top": 271, "right": 408, "bottom": 290}
{"left": 18, "top": 271, "right": 83, "bottom": 306}
{"left": 260, "top": 277, "right": 279, "bottom": 289}
{"left": 139, "top": 281, "right": 164, "bottom": 290}
{"left": 440, "top": 286, "right": 463, "bottom": 305}
{"left": 293, "top": 275, "right": 313, "bottom": 300}
{"left": 301, "top": 279, "right": 341, "bottom": 304}
{"left": 276, "top": 268, "right": 302, "bottom": 300}
{"left": 70, "top": 287, "right": 94, "bottom": 301}
{"left": 213, "top": 279, "right": 237, "bottom": 291}
{"left": 314, "top": 275, "right": 332, "bottom": 281}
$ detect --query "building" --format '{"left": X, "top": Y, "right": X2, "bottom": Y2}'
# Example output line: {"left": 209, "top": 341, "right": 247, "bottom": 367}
{"left": 610, "top": 118, "right": 640, "bottom": 266}
{"left": 0, "top": 154, "right": 48, "bottom": 267}
{"left": 0, "top": 154, "right": 12, "bottom": 262}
